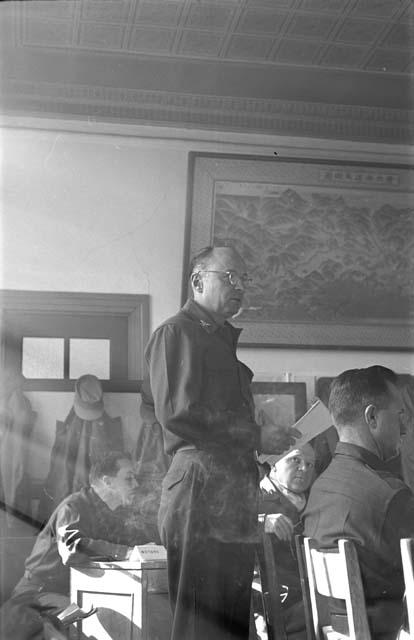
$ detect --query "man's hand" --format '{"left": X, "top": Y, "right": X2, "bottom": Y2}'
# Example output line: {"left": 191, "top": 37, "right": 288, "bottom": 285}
{"left": 264, "top": 513, "right": 294, "bottom": 541}
{"left": 258, "top": 409, "right": 301, "bottom": 454}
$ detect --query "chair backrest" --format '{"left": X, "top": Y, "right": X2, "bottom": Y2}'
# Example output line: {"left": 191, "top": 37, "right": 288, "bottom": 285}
{"left": 256, "top": 532, "right": 287, "bottom": 640}
{"left": 295, "top": 535, "right": 316, "bottom": 640}
{"left": 303, "top": 537, "right": 371, "bottom": 640}
{"left": 400, "top": 538, "right": 414, "bottom": 634}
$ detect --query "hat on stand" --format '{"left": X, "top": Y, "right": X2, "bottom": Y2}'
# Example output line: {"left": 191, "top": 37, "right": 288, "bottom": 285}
{"left": 74, "top": 374, "right": 104, "bottom": 421}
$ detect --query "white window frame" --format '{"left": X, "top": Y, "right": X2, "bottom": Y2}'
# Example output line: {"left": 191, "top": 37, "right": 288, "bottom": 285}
{"left": 0, "top": 290, "right": 149, "bottom": 391}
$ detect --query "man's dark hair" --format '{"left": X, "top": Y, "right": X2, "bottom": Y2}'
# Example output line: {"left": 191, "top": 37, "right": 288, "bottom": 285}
{"left": 328, "top": 365, "right": 398, "bottom": 428}
{"left": 89, "top": 451, "right": 131, "bottom": 484}
{"left": 188, "top": 244, "right": 235, "bottom": 278}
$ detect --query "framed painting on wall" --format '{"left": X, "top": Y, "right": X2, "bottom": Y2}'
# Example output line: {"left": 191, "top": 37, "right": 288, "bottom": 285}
{"left": 183, "top": 153, "right": 414, "bottom": 350}
{"left": 252, "top": 381, "right": 306, "bottom": 465}
{"left": 251, "top": 381, "right": 307, "bottom": 429}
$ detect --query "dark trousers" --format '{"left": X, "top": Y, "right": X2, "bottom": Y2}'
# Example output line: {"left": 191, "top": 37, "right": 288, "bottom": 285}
{"left": 159, "top": 450, "right": 256, "bottom": 640}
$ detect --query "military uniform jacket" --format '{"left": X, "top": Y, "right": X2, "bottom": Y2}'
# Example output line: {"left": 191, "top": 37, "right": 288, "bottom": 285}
{"left": 144, "top": 298, "right": 261, "bottom": 541}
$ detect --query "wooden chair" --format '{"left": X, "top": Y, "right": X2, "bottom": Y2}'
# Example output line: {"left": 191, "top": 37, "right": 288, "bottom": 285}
{"left": 295, "top": 535, "right": 316, "bottom": 640}
{"left": 303, "top": 537, "right": 371, "bottom": 640}
{"left": 400, "top": 538, "right": 414, "bottom": 636}
{"left": 255, "top": 531, "right": 314, "bottom": 640}
{"left": 254, "top": 532, "right": 287, "bottom": 640}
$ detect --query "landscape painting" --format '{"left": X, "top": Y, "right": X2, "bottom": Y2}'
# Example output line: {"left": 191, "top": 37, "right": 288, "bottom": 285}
{"left": 185, "top": 153, "right": 414, "bottom": 349}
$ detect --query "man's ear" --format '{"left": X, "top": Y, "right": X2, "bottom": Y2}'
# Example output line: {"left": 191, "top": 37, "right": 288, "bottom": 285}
{"left": 102, "top": 475, "right": 112, "bottom": 489}
{"left": 191, "top": 272, "right": 203, "bottom": 293}
{"left": 364, "top": 404, "right": 377, "bottom": 428}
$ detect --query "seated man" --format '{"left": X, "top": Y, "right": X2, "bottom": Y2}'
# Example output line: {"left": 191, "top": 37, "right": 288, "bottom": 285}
{"left": 254, "top": 443, "right": 316, "bottom": 640}
{"left": 5, "top": 451, "right": 150, "bottom": 618}
{"left": 303, "top": 366, "right": 414, "bottom": 640}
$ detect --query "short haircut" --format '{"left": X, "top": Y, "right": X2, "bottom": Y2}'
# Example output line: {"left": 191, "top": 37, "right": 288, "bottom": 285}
{"left": 188, "top": 244, "right": 235, "bottom": 278}
{"left": 328, "top": 365, "right": 398, "bottom": 428}
{"left": 89, "top": 451, "right": 131, "bottom": 484}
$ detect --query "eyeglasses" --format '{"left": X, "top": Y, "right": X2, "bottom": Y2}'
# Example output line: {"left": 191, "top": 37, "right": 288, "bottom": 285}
{"left": 197, "top": 270, "right": 253, "bottom": 288}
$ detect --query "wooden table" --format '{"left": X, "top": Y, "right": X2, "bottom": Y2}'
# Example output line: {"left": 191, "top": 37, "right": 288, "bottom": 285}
{"left": 70, "top": 558, "right": 171, "bottom": 640}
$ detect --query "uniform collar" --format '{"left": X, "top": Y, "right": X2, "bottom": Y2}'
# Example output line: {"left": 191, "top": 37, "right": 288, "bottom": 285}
{"left": 335, "top": 441, "right": 390, "bottom": 472}
{"left": 183, "top": 298, "right": 242, "bottom": 341}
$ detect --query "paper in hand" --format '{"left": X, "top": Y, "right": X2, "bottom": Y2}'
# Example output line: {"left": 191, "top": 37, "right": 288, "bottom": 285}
{"left": 259, "top": 398, "right": 333, "bottom": 466}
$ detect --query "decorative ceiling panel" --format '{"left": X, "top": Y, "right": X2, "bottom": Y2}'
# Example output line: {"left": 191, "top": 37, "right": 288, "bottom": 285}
{"left": 24, "top": 0, "right": 76, "bottom": 19}
{"left": 273, "top": 38, "right": 321, "bottom": 64}
{"left": 136, "top": 2, "right": 184, "bottom": 27}
{"left": 350, "top": 0, "right": 400, "bottom": 19}
{"left": 235, "top": 9, "right": 287, "bottom": 34}
{"left": 184, "top": 3, "right": 236, "bottom": 30}
{"left": 6, "top": 0, "right": 410, "bottom": 74}
{"left": 129, "top": 26, "right": 176, "bottom": 53}
{"left": 2, "top": 0, "right": 413, "bottom": 143}
{"left": 298, "top": 0, "right": 345, "bottom": 11}
{"left": 285, "top": 13, "right": 337, "bottom": 39}
{"left": 382, "top": 23, "right": 413, "bottom": 48}
{"left": 366, "top": 48, "right": 411, "bottom": 73}
{"left": 247, "top": 0, "right": 294, "bottom": 8}
{"left": 79, "top": 22, "right": 126, "bottom": 49}
{"left": 336, "top": 19, "right": 385, "bottom": 45}
{"left": 23, "top": 19, "right": 74, "bottom": 47}
{"left": 321, "top": 44, "right": 366, "bottom": 69}
{"left": 179, "top": 29, "right": 224, "bottom": 56}
{"left": 226, "top": 34, "right": 274, "bottom": 60}
{"left": 80, "top": 0, "right": 133, "bottom": 22}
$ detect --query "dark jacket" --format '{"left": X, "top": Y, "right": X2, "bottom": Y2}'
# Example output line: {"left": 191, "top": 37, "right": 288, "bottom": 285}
{"left": 145, "top": 299, "right": 260, "bottom": 542}
{"left": 144, "top": 299, "right": 260, "bottom": 456}
{"left": 15, "top": 487, "right": 147, "bottom": 596}
{"left": 259, "top": 483, "right": 303, "bottom": 607}
{"left": 303, "top": 442, "right": 414, "bottom": 639}
{"left": 37, "top": 409, "right": 123, "bottom": 524}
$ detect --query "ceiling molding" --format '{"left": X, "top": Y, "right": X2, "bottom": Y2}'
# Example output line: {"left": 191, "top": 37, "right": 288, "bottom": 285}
{"left": 2, "top": 79, "right": 413, "bottom": 144}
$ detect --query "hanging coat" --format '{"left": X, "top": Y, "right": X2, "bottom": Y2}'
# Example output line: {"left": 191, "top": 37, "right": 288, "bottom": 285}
{"left": 0, "top": 390, "right": 37, "bottom": 521}
{"left": 132, "top": 379, "right": 171, "bottom": 536}
{"left": 37, "top": 408, "right": 123, "bottom": 525}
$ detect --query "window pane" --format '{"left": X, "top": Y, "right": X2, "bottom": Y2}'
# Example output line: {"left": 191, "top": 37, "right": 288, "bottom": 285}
{"left": 69, "top": 339, "right": 110, "bottom": 380}
{"left": 22, "top": 337, "right": 64, "bottom": 378}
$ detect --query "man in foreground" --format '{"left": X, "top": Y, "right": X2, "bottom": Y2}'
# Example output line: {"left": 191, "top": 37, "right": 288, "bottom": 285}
{"left": 7, "top": 452, "right": 148, "bottom": 616}
{"left": 144, "top": 245, "right": 299, "bottom": 640}
{"left": 303, "top": 366, "right": 414, "bottom": 640}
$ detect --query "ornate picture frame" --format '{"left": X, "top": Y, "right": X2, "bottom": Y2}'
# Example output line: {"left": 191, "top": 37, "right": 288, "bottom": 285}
{"left": 183, "top": 152, "right": 414, "bottom": 349}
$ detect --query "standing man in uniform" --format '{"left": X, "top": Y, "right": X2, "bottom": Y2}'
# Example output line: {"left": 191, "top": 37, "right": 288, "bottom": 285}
{"left": 144, "top": 245, "right": 298, "bottom": 640}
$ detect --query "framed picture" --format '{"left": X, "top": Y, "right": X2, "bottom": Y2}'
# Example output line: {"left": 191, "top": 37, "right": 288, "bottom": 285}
{"left": 183, "top": 152, "right": 414, "bottom": 349}
{"left": 251, "top": 381, "right": 307, "bottom": 429}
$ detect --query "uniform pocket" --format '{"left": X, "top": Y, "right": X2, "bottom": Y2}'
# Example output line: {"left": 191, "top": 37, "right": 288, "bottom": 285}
{"left": 165, "top": 469, "right": 187, "bottom": 491}
{"left": 162, "top": 457, "right": 192, "bottom": 491}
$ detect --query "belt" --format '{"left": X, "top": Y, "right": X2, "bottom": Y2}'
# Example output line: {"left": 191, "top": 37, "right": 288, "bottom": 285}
{"left": 20, "top": 570, "right": 45, "bottom": 592}
{"left": 24, "top": 570, "right": 46, "bottom": 585}
{"left": 174, "top": 445, "right": 197, "bottom": 455}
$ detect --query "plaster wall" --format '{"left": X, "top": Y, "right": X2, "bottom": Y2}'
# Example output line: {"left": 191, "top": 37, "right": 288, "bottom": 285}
{"left": 2, "top": 121, "right": 413, "bottom": 479}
